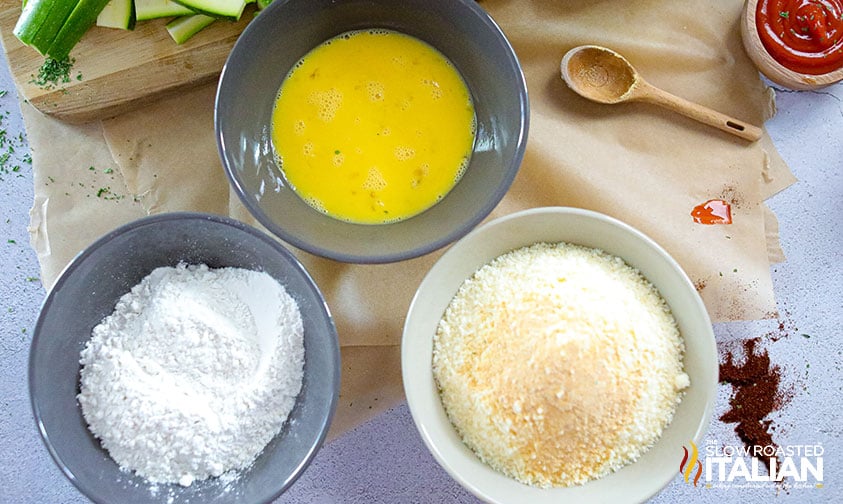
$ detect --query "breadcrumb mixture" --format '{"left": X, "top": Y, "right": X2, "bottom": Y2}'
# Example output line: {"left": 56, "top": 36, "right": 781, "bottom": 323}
{"left": 433, "top": 242, "right": 689, "bottom": 487}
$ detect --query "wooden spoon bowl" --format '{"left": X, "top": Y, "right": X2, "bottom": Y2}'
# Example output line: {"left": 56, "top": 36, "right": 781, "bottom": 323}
{"left": 561, "top": 45, "right": 763, "bottom": 142}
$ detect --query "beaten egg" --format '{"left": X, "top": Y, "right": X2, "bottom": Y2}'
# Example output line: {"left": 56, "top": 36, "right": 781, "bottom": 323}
{"left": 271, "top": 29, "right": 476, "bottom": 224}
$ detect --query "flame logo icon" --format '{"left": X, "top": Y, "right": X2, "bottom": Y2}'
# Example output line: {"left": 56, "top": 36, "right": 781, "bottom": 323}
{"left": 679, "top": 440, "right": 703, "bottom": 487}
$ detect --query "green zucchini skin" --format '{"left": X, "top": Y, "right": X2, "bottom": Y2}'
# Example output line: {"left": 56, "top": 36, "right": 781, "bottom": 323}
{"left": 172, "top": 0, "right": 247, "bottom": 21}
{"left": 166, "top": 13, "right": 215, "bottom": 44}
{"left": 135, "top": 0, "right": 195, "bottom": 21}
{"left": 97, "top": 0, "right": 137, "bottom": 30}
{"left": 16, "top": 0, "right": 265, "bottom": 59}
{"left": 47, "top": 0, "right": 113, "bottom": 60}
{"left": 14, "top": 0, "right": 79, "bottom": 55}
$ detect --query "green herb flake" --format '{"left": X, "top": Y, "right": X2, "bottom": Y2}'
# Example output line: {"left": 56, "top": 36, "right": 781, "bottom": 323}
{"left": 7, "top": 239, "right": 16, "bottom": 244}
{"left": 88, "top": 166, "right": 95, "bottom": 171}
{"left": 779, "top": 11, "right": 789, "bottom": 19}
{"left": 25, "top": 276, "right": 39, "bottom": 282}
{"left": 29, "top": 57, "right": 76, "bottom": 90}
{"left": 0, "top": 90, "right": 6, "bottom": 98}
{"left": 94, "top": 187, "right": 125, "bottom": 201}
{"left": 104, "top": 167, "right": 114, "bottom": 174}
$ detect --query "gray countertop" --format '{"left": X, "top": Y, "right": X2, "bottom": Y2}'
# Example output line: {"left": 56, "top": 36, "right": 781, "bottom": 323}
{"left": 1, "top": 50, "right": 840, "bottom": 503}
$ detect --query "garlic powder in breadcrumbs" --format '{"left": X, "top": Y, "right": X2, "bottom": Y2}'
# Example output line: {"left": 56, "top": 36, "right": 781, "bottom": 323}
{"left": 432, "top": 242, "right": 689, "bottom": 487}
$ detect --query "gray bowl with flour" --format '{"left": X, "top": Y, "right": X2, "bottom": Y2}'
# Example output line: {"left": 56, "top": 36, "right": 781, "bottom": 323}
{"left": 30, "top": 212, "right": 340, "bottom": 503}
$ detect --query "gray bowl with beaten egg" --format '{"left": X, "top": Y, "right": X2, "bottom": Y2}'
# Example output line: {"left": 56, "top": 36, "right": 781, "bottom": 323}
{"left": 215, "top": 0, "right": 529, "bottom": 263}
{"left": 30, "top": 212, "right": 340, "bottom": 503}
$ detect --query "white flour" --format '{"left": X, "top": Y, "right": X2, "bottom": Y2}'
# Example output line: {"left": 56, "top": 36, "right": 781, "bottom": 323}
{"left": 78, "top": 263, "right": 305, "bottom": 487}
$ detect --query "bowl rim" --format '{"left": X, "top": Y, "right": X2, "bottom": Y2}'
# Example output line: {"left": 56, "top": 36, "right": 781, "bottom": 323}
{"left": 401, "top": 206, "right": 718, "bottom": 504}
{"left": 741, "top": 0, "right": 843, "bottom": 90}
{"left": 29, "top": 211, "right": 341, "bottom": 503}
{"left": 214, "top": 0, "right": 530, "bottom": 264}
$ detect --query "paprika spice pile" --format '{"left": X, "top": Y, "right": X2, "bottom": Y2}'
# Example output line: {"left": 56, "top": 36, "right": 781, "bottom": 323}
{"left": 719, "top": 338, "right": 786, "bottom": 473}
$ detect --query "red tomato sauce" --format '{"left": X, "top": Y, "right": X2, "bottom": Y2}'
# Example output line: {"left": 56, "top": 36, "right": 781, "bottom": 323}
{"left": 691, "top": 199, "right": 732, "bottom": 225}
{"left": 756, "top": 0, "right": 843, "bottom": 74}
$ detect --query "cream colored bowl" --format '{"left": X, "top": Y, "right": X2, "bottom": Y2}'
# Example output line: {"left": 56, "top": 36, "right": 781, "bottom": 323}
{"left": 742, "top": 0, "right": 843, "bottom": 90}
{"left": 402, "top": 207, "right": 718, "bottom": 503}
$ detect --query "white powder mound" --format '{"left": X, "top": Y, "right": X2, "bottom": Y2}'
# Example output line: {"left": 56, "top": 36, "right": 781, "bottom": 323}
{"left": 433, "top": 242, "right": 689, "bottom": 487}
{"left": 77, "top": 263, "right": 305, "bottom": 487}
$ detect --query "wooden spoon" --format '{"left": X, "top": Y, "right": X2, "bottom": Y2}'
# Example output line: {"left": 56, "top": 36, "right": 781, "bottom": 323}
{"left": 560, "top": 45, "right": 762, "bottom": 142}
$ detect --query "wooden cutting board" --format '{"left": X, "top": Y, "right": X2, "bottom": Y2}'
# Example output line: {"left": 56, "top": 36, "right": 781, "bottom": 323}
{"left": 0, "top": 0, "right": 255, "bottom": 123}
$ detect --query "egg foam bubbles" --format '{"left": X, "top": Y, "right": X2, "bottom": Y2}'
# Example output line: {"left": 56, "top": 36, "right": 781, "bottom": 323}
{"left": 271, "top": 29, "right": 476, "bottom": 224}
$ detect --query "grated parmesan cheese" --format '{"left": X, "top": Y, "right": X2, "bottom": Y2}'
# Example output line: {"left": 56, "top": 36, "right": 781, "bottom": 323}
{"left": 432, "top": 242, "right": 689, "bottom": 487}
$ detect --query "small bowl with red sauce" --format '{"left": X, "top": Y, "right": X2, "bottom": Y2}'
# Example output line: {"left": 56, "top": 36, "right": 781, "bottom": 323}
{"left": 742, "top": 0, "right": 843, "bottom": 89}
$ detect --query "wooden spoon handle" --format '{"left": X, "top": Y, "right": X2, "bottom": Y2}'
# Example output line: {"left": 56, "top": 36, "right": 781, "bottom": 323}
{"left": 636, "top": 83, "right": 763, "bottom": 142}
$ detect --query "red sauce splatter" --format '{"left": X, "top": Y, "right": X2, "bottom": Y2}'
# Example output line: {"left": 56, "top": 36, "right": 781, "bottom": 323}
{"left": 757, "top": 0, "right": 843, "bottom": 75}
{"left": 691, "top": 199, "right": 732, "bottom": 225}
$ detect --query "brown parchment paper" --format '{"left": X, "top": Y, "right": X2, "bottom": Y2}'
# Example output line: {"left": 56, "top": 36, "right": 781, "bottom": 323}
{"left": 23, "top": 101, "right": 147, "bottom": 282}
{"left": 20, "top": 0, "right": 797, "bottom": 437}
